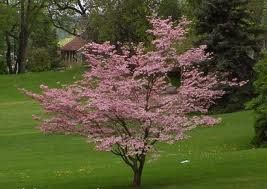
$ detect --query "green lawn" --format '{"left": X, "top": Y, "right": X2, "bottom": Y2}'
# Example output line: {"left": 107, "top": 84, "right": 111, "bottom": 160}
{"left": 1, "top": 69, "right": 267, "bottom": 189}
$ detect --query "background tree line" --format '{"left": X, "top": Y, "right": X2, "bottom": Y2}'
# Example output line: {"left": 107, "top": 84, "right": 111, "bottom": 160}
{"left": 0, "top": 0, "right": 59, "bottom": 74}
{"left": 1, "top": 0, "right": 267, "bottom": 144}
{"left": 0, "top": 0, "right": 181, "bottom": 74}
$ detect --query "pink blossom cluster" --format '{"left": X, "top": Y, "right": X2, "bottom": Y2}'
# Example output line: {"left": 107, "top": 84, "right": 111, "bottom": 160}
{"left": 147, "top": 16, "right": 191, "bottom": 51}
{"left": 24, "top": 17, "right": 241, "bottom": 159}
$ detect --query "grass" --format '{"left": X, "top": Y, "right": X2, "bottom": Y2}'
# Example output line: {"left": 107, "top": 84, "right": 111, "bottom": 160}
{"left": 0, "top": 68, "right": 267, "bottom": 189}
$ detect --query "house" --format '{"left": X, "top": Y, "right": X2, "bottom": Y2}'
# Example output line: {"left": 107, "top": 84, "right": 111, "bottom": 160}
{"left": 60, "top": 36, "right": 87, "bottom": 63}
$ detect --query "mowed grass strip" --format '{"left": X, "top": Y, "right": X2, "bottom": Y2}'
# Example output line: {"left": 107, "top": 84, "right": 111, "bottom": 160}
{"left": 1, "top": 68, "right": 267, "bottom": 189}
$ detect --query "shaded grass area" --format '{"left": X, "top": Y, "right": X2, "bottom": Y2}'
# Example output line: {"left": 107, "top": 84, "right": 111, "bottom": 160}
{"left": 0, "top": 69, "right": 266, "bottom": 189}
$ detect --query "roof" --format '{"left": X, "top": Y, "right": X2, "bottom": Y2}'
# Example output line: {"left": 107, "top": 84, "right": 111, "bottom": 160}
{"left": 59, "top": 36, "right": 75, "bottom": 47}
{"left": 61, "top": 36, "right": 87, "bottom": 52}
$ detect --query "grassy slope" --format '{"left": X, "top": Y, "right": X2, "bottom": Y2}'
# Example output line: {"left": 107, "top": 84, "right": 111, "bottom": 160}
{"left": 0, "top": 69, "right": 267, "bottom": 189}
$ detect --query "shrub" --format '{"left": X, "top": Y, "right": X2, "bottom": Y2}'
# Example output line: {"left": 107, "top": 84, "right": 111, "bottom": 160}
{"left": 26, "top": 48, "right": 51, "bottom": 72}
{"left": 247, "top": 53, "right": 267, "bottom": 146}
{"left": 0, "top": 56, "right": 7, "bottom": 74}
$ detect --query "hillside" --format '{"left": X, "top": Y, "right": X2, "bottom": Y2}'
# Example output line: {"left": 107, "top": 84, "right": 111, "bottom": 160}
{"left": 0, "top": 69, "right": 267, "bottom": 189}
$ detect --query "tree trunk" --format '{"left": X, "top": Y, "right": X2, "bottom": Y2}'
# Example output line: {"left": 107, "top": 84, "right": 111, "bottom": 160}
{"left": 132, "top": 157, "right": 145, "bottom": 188}
{"left": 16, "top": 0, "right": 28, "bottom": 74}
{"left": 5, "top": 33, "right": 13, "bottom": 74}
{"left": 17, "top": 33, "right": 28, "bottom": 73}
{"left": 116, "top": 150, "right": 146, "bottom": 188}
{"left": 133, "top": 170, "right": 142, "bottom": 188}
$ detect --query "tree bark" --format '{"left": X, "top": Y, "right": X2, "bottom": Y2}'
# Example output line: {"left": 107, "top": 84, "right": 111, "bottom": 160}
{"left": 133, "top": 170, "right": 142, "bottom": 188}
{"left": 5, "top": 33, "right": 13, "bottom": 74}
{"left": 132, "top": 157, "right": 145, "bottom": 188}
{"left": 17, "top": 30, "right": 28, "bottom": 73}
{"left": 16, "top": 0, "right": 28, "bottom": 73}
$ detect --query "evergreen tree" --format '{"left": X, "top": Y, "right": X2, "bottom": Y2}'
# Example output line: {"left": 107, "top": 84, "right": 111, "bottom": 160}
{"left": 195, "top": 0, "right": 262, "bottom": 112}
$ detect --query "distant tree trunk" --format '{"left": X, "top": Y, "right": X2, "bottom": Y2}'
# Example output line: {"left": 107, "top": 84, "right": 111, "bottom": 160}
{"left": 17, "top": 30, "right": 28, "bottom": 73}
{"left": 16, "top": 0, "right": 28, "bottom": 73}
{"left": 5, "top": 33, "right": 13, "bottom": 74}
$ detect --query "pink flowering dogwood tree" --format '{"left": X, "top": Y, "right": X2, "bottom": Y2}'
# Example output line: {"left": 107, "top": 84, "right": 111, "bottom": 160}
{"left": 23, "top": 17, "right": 242, "bottom": 187}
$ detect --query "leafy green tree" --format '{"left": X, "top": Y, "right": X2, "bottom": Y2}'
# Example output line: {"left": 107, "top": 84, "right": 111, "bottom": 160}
{"left": 248, "top": 53, "right": 267, "bottom": 146}
{"left": 249, "top": 0, "right": 265, "bottom": 24}
{"left": 0, "top": 6, "right": 6, "bottom": 73}
{"left": 195, "top": 0, "right": 262, "bottom": 112}
{"left": 87, "top": 0, "right": 153, "bottom": 44}
{"left": 47, "top": 0, "right": 91, "bottom": 36}
{"left": 28, "top": 13, "right": 60, "bottom": 71}
{"left": 185, "top": 0, "right": 203, "bottom": 10}
{"left": 158, "top": 0, "right": 181, "bottom": 20}
{"left": 180, "top": 0, "right": 203, "bottom": 19}
{"left": 0, "top": 1, "right": 63, "bottom": 74}
{"left": 16, "top": 0, "right": 48, "bottom": 73}
{"left": 0, "top": 2, "right": 17, "bottom": 74}
{"left": 0, "top": 0, "right": 48, "bottom": 74}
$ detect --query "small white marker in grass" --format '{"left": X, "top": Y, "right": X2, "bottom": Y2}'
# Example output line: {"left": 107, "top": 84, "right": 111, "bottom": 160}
{"left": 180, "top": 160, "right": 190, "bottom": 164}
